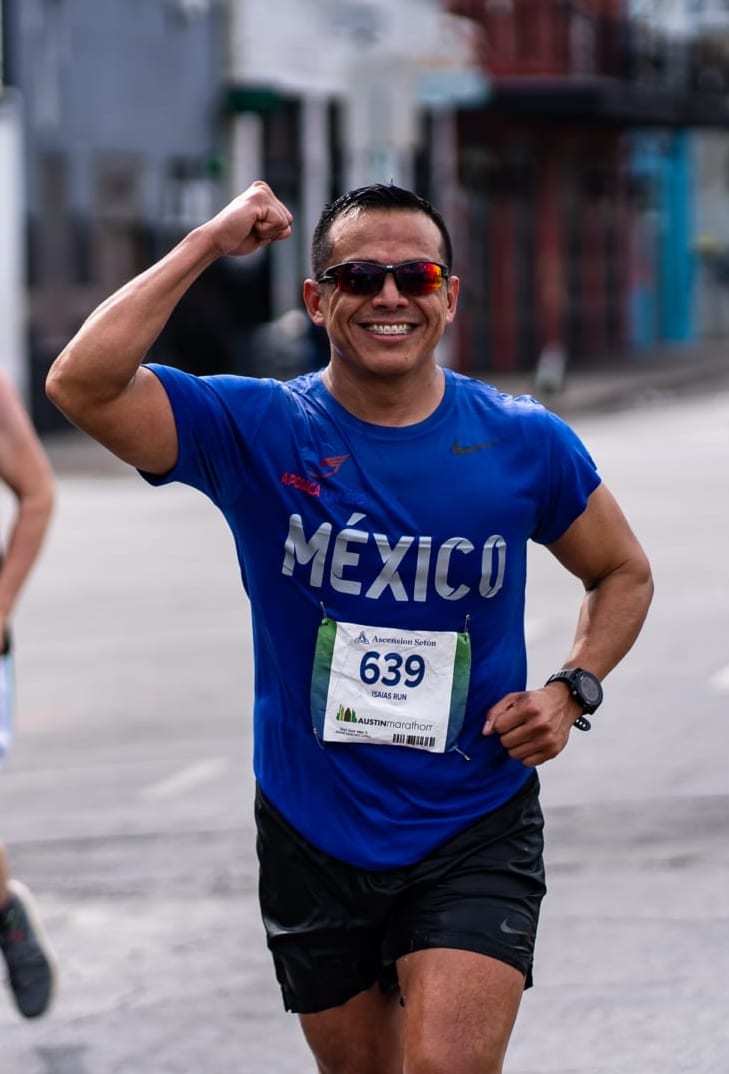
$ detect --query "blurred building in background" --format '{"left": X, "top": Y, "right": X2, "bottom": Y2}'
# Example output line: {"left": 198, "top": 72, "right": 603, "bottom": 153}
{"left": 1, "top": 0, "right": 231, "bottom": 429}
{"left": 222, "top": 0, "right": 485, "bottom": 370}
{"left": 1, "top": 0, "right": 729, "bottom": 427}
{"left": 0, "top": 0, "right": 485, "bottom": 425}
{"left": 448, "top": 0, "right": 729, "bottom": 373}
{"left": 626, "top": 0, "right": 729, "bottom": 344}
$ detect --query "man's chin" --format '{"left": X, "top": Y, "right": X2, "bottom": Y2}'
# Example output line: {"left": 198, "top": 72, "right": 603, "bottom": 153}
{"left": 344, "top": 350, "right": 433, "bottom": 380}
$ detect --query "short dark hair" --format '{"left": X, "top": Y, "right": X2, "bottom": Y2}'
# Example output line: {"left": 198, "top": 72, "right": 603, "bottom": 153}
{"left": 311, "top": 184, "right": 453, "bottom": 278}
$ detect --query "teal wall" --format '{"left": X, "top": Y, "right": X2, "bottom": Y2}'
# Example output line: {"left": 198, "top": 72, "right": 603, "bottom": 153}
{"left": 628, "top": 129, "right": 695, "bottom": 347}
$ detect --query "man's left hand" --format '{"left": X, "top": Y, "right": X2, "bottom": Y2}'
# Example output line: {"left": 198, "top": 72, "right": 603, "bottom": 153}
{"left": 482, "top": 687, "right": 579, "bottom": 766}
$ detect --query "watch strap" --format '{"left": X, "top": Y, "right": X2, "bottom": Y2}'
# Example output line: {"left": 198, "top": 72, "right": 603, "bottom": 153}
{"left": 545, "top": 668, "right": 601, "bottom": 730}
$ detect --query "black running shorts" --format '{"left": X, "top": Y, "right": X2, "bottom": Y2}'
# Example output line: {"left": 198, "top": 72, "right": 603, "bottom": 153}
{"left": 255, "top": 773, "right": 546, "bottom": 1014}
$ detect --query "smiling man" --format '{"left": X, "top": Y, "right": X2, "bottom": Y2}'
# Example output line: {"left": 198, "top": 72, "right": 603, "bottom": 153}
{"left": 303, "top": 190, "right": 458, "bottom": 427}
{"left": 46, "top": 179, "right": 653, "bottom": 1074}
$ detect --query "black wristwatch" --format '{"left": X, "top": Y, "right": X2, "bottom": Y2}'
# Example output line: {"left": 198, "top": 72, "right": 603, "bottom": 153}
{"left": 545, "top": 668, "right": 603, "bottom": 731}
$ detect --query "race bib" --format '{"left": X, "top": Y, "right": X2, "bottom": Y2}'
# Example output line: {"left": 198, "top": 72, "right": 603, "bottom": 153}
{"left": 311, "top": 618, "right": 470, "bottom": 753}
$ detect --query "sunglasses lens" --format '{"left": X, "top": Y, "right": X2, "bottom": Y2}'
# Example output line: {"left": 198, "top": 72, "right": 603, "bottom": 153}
{"left": 335, "top": 263, "right": 384, "bottom": 295}
{"left": 323, "top": 261, "right": 447, "bottom": 296}
{"left": 396, "top": 262, "right": 445, "bottom": 295}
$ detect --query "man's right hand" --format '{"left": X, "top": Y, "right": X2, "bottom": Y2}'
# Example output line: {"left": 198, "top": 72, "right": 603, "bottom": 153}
{"left": 206, "top": 181, "right": 293, "bottom": 259}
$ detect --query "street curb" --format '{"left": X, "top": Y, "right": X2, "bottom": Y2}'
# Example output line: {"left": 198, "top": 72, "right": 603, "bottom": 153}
{"left": 489, "top": 349, "right": 729, "bottom": 418}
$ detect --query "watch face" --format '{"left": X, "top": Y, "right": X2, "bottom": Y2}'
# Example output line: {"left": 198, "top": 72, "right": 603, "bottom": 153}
{"left": 578, "top": 672, "right": 602, "bottom": 706}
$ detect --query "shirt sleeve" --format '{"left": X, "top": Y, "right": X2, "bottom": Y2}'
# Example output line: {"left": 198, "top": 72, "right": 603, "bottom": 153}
{"left": 138, "top": 364, "right": 275, "bottom": 508}
{"left": 530, "top": 407, "right": 601, "bottom": 545}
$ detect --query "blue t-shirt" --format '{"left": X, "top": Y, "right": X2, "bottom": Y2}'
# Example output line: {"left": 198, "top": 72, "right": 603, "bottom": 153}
{"left": 142, "top": 365, "right": 600, "bottom": 869}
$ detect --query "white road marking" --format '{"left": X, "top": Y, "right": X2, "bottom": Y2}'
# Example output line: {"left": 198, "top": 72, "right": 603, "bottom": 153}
{"left": 710, "top": 664, "right": 729, "bottom": 693}
{"left": 140, "top": 758, "right": 228, "bottom": 801}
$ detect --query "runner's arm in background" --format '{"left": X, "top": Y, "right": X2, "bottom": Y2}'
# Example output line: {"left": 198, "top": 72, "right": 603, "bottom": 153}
{"left": 46, "top": 181, "right": 293, "bottom": 475}
{"left": 0, "top": 372, "right": 55, "bottom": 641}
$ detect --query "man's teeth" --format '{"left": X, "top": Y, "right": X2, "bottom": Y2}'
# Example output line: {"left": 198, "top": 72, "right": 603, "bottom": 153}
{"left": 367, "top": 324, "right": 410, "bottom": 335}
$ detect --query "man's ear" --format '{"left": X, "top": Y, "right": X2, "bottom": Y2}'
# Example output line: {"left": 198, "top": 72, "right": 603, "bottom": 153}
{"left": 303, "top": 279, "right": 326, "bottom": 326}
{"left": 445, "top": 275, "right": 460, "bottom": 324}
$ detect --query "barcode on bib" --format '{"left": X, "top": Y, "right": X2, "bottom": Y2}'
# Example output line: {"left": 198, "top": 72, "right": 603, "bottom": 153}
{"left": 392, "top": 733, "right": 436, "bottom": 749}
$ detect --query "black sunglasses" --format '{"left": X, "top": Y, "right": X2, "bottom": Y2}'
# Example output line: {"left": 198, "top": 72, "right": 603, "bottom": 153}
{"left": 317, "top": 260, "right": 450, "bottom": 297}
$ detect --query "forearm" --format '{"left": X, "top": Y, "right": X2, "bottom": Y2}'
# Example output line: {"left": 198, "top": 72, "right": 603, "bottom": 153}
{"left": 546, "top": 483, "right": 654, "bottom": 681}
{"left": 47, "top": 225, "right": 219, "bottom": 416}
{"left": 0, "top": 488, "right": 54, "bottom": 622}
{"left": 563, "top": 559, "right": 654, "bottom": 680}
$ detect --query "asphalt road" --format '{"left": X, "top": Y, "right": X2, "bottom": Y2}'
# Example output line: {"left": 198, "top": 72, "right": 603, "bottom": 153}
{"left": 0, "top": 373, "right": 727, "bottom": 1073}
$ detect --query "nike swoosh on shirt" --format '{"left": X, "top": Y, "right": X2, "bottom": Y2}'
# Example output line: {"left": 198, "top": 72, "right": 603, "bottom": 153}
{"left": 451, "top": 439, "right": 499, "bottom": 455}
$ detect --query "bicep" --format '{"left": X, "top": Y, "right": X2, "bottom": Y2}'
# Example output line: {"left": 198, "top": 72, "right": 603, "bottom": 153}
{"left": 547, "top": 483, "right": 649, "bottom": 589}
{"left": 63, "top": 366, "right": 179, "bottom": 475}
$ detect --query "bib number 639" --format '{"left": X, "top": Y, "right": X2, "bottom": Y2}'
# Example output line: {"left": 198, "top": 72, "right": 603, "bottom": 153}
{"left": 359, "top": 651, "right": 426, "bottom": 689}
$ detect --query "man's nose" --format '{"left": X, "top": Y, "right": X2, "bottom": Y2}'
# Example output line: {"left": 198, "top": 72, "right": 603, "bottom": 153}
{"left": 373, "top": 271, "right": 407, "bottom": 304}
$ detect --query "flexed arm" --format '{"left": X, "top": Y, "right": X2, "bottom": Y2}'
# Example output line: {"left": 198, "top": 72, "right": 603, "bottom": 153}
{"left": 46, "top": 182, "right": 293, "bottom": 474}
{"left": 483, "top": 483, "right": 653, "bottom": 766}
